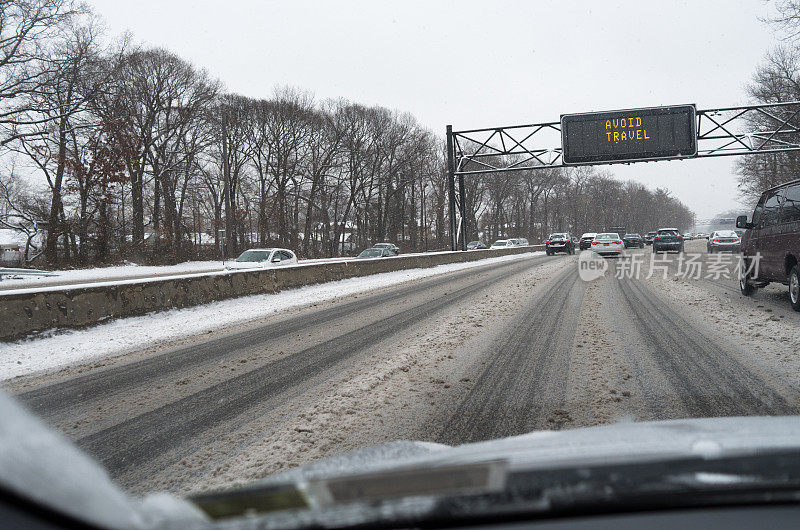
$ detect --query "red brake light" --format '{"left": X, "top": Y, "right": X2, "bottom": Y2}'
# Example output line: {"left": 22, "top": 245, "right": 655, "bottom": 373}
{"left": 712, "top": 238, "right": 719, "bottom": 242}
{"left": 591, "top": 241, "right": 597, "bottom": 245}
{"left": 546, "top": 240, "right": 551, "bottom": 244}
{"left": 655, "top": 236, "right": 662, "bottom": 239}
{"left": 615, "top": 240, "right": 622, "bottom": 244}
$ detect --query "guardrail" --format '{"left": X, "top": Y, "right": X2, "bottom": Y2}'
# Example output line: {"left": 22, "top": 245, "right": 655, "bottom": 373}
{"left": 0, "top": 268, "right": 55, "bottom": 280}
{"left": 0, "top": 246, "right": 544, "bottom": 341}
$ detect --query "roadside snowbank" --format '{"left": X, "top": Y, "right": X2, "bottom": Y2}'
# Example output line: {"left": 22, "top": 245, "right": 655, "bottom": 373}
{"left": 0, "top": 252, "right": 542, "bottom": 382}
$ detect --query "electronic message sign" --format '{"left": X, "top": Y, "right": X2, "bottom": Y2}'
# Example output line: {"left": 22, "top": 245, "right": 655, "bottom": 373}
{"left": 561, "top": 105, "right": 697, "bottom": 165}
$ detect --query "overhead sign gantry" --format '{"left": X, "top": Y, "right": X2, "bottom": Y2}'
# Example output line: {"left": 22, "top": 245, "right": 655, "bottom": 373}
{"left": 446, "top": 101, "right": 800, "bottom": 250}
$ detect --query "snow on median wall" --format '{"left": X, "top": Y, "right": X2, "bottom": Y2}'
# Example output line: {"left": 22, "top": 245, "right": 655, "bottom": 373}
{"left": 0, "top": 246, "right": 542, "bottom": 341}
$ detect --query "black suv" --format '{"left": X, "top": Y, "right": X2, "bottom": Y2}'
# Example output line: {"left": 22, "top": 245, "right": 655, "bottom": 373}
{"left": 546, "top": 233, "right": 574, "bottom": 255}
{"left": 652, "top": 228, "right": 684, "bottom": 253}
{"left": 622, "top": 233, "right": 644, "bottom": 249}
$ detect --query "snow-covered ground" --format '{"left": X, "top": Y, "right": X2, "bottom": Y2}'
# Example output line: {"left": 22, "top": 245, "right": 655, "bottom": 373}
{"left": 0, "top": 260, "right": 226, "bottom": 290}
{"left": 0, "top": 252, "right": 543, "bottom": 382}
{"left": 0, "top": 249, "right": 501, "bottom": 291}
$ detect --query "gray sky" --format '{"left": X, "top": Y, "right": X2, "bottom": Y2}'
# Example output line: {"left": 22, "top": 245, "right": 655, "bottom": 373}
{"left": 87, "top": 0, "right": 780, "bottom": 220}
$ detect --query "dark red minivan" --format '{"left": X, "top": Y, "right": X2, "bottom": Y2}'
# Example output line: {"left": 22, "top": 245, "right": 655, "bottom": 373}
{"left": 737, "top": 178, "right": 800, "bottom": 311}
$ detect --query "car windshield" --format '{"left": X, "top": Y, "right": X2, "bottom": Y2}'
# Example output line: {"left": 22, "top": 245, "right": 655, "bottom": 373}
{"left": 234, "top": 250, "right": 272, "bottom": 262}
{"left": 6, "top": 2, "right": 800, "bottom": 527}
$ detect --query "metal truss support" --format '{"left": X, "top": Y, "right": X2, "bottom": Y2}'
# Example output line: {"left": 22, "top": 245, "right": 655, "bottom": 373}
{"left": 446, "top": 101, "right": 800, "bottom": 249}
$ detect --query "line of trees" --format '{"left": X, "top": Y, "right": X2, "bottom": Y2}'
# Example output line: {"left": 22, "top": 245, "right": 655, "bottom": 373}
{"left": 737, "top": 1, "right": 800, "bottom": 203}
{"left": 464, "top": 166, "right": 694, "bottom": 242}
{"left": 0, "top": 1, "right": 694, "bottom": 267}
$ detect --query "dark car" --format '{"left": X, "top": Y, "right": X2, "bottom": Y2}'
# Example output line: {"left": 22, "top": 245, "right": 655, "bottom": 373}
{"left": 622, "top": 233, "right": 644, "bottom": 249}
{"left": 707, "top": 230, "right": 741, "bottom": 254}
{"left": 652, "top": 228, "right": 684, "bottom": 253}
{"left": 737, "top": 178, "right": 800, "bottom": 310}
{"left": 546, "top": 232, "right": 574, "bottom": 255}
{"left": 578, "top": 232, "right": 596, "bottom": 250}
{"left": 466, "top": 240, "right": 487, "bottom": 250}
{"left": 357, "top": 248, "right": 393, "bottom": 259}
{"left": 644, "top": 231, "right": 657, "bottom": 245}
{"left": 372, "top": 242, "right": 399, "bottom": 255}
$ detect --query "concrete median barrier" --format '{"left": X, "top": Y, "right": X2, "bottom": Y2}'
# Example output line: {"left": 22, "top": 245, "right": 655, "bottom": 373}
{"left": 0, "top": 245, "right": 543, "bottom": 341}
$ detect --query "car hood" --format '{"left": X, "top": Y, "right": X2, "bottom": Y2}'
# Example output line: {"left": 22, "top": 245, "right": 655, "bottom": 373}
{"left": 257, "top": 416, "right": 800, "bottom": 487}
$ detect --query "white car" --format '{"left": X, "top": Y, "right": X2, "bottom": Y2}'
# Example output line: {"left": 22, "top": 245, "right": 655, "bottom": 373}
{"left": 225, "top": 248, "right": 298, "bottom": 269}
{"left": 590, "top": 233, "right": 624, "bottom": 256}
{"left": 490, "top": 239, "right": 511, "bottom": 249}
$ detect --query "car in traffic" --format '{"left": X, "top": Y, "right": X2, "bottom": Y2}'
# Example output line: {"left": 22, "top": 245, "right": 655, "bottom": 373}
{"left": 545, "top": 232, "right": 574, "bottom": 255}
{"left": 707, "top": 230, "right": 741, "bottom": 254}
{"left": 517, "top": 237, "right": 529, "bottom": 246}
{"left": 579, "top": 232, "right": 597, "bottom": 250}
{"left": 356, "top": 247, "right": 395, "bottom": 259}
{"left": 644, "top": 231, "right": 658, "bottom": 245}
{"left": 225, "top": 248, "right": 298, "bottom": 269}
{"left": 490, "top": 239, "right": 512, "bottom": 249}
{"left": 591, "top": 232, "right": 624, "bottom": 256}
{"left": 622, "top": 233, "right": 644, "bottom": 248}
{"left": 737, "top": 178, "right": 800, "bottom": 310}
{"left": 372, "top": 242, "right": 399, "bottom": 255}
{"left": 466, "top": 240, "right": 487, "bottom": 250}
{"left": 652, "top": 228, "right": 684, "bottom": 253}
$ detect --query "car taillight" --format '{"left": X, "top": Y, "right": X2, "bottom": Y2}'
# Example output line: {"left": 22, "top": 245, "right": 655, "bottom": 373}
{"left": 614, "top": 240, "right": 622, "bottom": 244}
{"left": 591, "top": 241, "right": 597, "bottom": 245}
{"left": 733, "top": 238, "right": 740, "bottom": 242}
{"left": 676, "top": 235, "right": 683, "bottom": 239}
{"left": 655, "top": 236, "right": 661, "bottom": 239}
{"left": 546, "top": 240, "right": 551, "bottom": 244}
{"left": 712, "top": 238, "right": 719, "bottom": 242}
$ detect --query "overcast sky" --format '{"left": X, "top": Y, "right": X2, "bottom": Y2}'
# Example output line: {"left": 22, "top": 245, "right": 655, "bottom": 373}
{"left": 87, "top": 0, "right": 781, "bottom": 221}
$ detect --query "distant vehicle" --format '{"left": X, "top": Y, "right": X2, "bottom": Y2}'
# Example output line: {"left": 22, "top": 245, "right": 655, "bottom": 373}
{"left": 225, "top": 248, "right": 298, "bottom": 269}
{"left": 707, "top": 230, "right": 741, "bottom": 254}
{"left": 507, "top": 238, "right": 520, "bottom": 246}
{"left": 644, "top": 231, "right": 658, "bottom": 245}
{"left": 652, "top": 228, "right": 684, "bottom": 253}
{"left": 357, "top": 248, "right": 394, "bottom": 259}
{"left": 517, "top": 238, "right": 529, "bottom": 246}
{"left": 696, "top": 233, "right": 709, "bottom": 239}
{"left": 591, "top": 232, "right": 624, "bottom": 256}
{"left": 579, "top": 232, "right": 597, "bottom": 250}
{"left": 372, "top": 242, "right": 399, "bottom": 255}
{"left": 683, "top": 233, "right": 694, "bottom": 240}
{"left": 466, "top": 241, "right": 487, "bottom": 250}
{"left": 737, "top": 178, "right": 800, "bottom": 310}
{"left": 546, "top": 233, "right": 574, "bottom": 255}
{"left": 622, "top": 233, "right": 644, "bottom": 249}
{"left": 490, "top": 239, "right": 511, "bottom": 249}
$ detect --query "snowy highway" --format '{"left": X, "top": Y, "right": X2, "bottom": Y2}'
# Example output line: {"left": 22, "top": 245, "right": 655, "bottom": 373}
{"left": 6, "top": 240, "right": 800, "bottom": 495}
